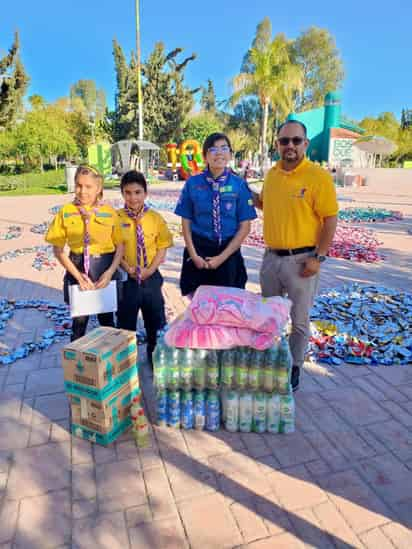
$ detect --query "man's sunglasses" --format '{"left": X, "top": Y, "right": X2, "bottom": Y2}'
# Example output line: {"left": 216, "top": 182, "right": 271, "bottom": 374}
{"left": 278, "top": 137, "right": 305, "bottom": 146}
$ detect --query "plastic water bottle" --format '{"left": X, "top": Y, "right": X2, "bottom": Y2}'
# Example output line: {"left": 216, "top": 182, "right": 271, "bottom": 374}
{"left": 193, "top": 349, "right": 207, "bottom": 390}
{"left": 252, "top": 392, "right": 267, "bottom": 433}
{"left": 153, "top": 343, "right": 167, "bottom": 390}
{"left": 156, "top": 389, "right": 167, "bottom": 427}
{"left": 224, "top": 390, "right": 239, "bottom": 432}
{"left": 167, "top": 390, "right": 180, "bottom": 428}
{"left": 206, "top": 350, "right": 219, "bottom": 389}
{"left": 235, "top": 347, "right": 248, "bottom": 390}
{"left": 168, "top": 347, "right": 181, "bottom": 390}
{"left": 239, "top": 392, "right": 253, "bottom": 433}
{"left": 266, "top": 393, "right": 281, "bottom": 433}
{"left": 206, "top": 390, "right": 220, "bottom": 431}
{"left": 193, "top": 390, "right": 206, "bottom": 430}
{"left": 263, "top": 347, "right": 276, "bottom": 393}
{"left": 248, "top": 349, "right": 263, "bottom": 391}
{"left": 221, "top": 349, "right": 235, "bottom": 388}
{"left": 277, "top": 337, "right": 292, "bottom": 394}
{"left": 181, "top": 349, "right": 194, "bottom": 390}
{"left": 181, "top": 390, "right": 194, "bottom": 429}
{"left": 279, "top": 394, "right": 295, "bottom": 434}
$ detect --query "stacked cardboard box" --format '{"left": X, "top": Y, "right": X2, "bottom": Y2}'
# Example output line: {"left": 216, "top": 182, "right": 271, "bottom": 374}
{"left": 62, "top": 327, "right": 139, "bottom": 445}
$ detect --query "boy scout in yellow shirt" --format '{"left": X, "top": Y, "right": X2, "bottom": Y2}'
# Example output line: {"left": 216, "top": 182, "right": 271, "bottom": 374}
{"left": 255, "top": 121, "right": 338, "bottom": 391}
{"left": 46, "top": 165, "right": 124, "bottom": 341}
{"left": 117, "top": 170, "right": 173, "bottom": 367}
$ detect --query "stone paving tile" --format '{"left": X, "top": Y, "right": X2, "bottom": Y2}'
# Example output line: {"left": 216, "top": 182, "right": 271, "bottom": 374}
{"left": 245, "top": 532, "right": 305, "bottom": 548}
{"left": 367, "top": 419, "right": 412, "bottom": 461}
{"left": 96, "top": 458, "right": 147, "bottom": 513}
{"left": 15, "top": 489, "right": 71, "bottom": 548}
{"left": 267, "top": 465, "right": 328, "bottom": 512}
{"left": 360, "top": 527, "right": 395, "bottom": 549}
{"left": 24, "top": 368, "right": 65, "bottom": 397}
{"left": 230, "top": 500, "right": 268, "bottom": 544}
{"left": 265, "top": 432, "right": 320, "bottom": 467}
{"left": 129, "top": 517, "right": 188, "bottom": 549}
{"left": 179, "top": 492, "right": 242, "bottom": 548}
{"left": 7, "top": 442, "right": 71, "bottom": 499}
{"left": 318, "top": 469, "right": 394, "bottom": 534}
{"left": 287, "top": 507, "right": 336, "bottom": 549}
{"left": 0, "top": 419, "right": 30, "bottom": 450}
{"left": 313, "top": 501, "right": 362, "bottom": 548}
{"left": 321, "top": 387, "right": 392, "bottom": 427}
{"left": 72, "top": 463, "right": 97, "bottom": 501}
{"left": 144, "top": 467, "right": 177, "bottom": 520}
{"left": 72, "top": 511, "right": 130, "bottom": 549}
{"left": 381, "top": 522, "right": 412, "bottom": 549}
{"left": 33, "top": 393, "right": 69, "bottom": 423}
{"left": 0, "top": 499, "right": 19, "bottom": 544}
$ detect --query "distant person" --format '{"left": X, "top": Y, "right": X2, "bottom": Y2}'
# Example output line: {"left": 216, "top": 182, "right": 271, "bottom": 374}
{"left": 46, "top": 166, "right": 124, "bottom": 341}
{"left": 175, "top": 132, "right": 257, "bottom": 297}
{"left": 116, "top": 170, "right": 173, "bottom": 366}
{"left": 253, "top": 121, "right": 338, "bottom": 391}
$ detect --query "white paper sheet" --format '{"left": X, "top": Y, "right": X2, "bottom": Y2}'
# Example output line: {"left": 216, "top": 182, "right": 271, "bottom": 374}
{"left": 69, "top": 281, "right": 118, "bottom": 318}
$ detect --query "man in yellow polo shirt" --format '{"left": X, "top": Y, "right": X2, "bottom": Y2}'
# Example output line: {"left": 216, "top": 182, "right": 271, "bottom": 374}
{"left": 255, "top": 120, "right": 338, "bottom": 391}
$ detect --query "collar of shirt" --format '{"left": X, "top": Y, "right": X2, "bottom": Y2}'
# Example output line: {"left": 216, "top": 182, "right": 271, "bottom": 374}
{"left": 276, "top": 157, "right": 309, "bottom": 176}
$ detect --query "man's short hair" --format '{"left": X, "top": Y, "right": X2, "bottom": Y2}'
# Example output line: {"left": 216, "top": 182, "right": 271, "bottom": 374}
{"left": 277, "top": 120, "right": 308, "bottom": 138}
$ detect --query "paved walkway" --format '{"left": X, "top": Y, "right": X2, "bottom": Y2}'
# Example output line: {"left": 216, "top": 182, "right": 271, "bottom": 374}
{"left": 0, "top": 182, "right": 411, "bottom": 548}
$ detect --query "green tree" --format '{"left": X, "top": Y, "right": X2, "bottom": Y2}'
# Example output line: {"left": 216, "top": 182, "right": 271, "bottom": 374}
{"left": 70, "top": 79, "right": 107, "bottom": 122}
{"left": 241, "top": 16, "right": 272, "bottom": 73}
{"left": 14, "top": 106, "right": 77, "bottom": 170}
{"left": 290, "top": 27, "right": 344, "bottom": 110}
{"left": 182, "top": 112, "right": 221, "bottom": 144}
{"left": 200, "top": 79, "right": 216, "bottom": 113}
{"left": 111, "top": 40, "right": 199, "bottom": 144}
{"left": 232, "top": 28, "right": 302, "bottom": 158}
{"left": 0, "top": 31, "right": 29, "bottom": 129}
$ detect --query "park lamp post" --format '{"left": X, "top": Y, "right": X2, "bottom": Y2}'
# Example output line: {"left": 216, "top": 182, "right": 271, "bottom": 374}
{"left": 135, "top": 0, "right": 144, "bottom": 140}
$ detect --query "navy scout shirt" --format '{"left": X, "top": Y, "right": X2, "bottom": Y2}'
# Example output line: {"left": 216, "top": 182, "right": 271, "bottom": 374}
{"left": 175, "top": 172, "right": 257, "bottom": 241}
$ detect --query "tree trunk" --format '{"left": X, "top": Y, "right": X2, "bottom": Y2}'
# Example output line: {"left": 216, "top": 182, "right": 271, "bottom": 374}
{"left": 262, "top": 101, "right": 269, "bottom": 157}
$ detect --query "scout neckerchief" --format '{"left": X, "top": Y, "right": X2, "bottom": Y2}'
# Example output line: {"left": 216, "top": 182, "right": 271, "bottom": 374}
{"left": 124, "top": 204, "right": 149, "bottom": 284}
{"left": 73, "top": 198, "right": 104, "bottom": 277}
{"left": 204, "top": 168, "right": 230, "bottom": 245}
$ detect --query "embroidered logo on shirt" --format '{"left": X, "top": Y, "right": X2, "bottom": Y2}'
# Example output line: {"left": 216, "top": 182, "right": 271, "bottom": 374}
{"left": 224, "top": 202, "right": 233, "bottom": 210}
{"left": 121, "top": 223, "right": 131, "bottom": 228}
{"left": 293, "top": 188, "right": 307, "bottom": 198}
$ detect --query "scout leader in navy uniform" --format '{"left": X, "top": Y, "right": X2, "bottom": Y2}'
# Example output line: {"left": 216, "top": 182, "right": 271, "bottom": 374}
{"left": 46, "top": 165, "right": 124, "bottom": 341}
{"left": 175, "top": 132, "right": 257, "bottom": 297}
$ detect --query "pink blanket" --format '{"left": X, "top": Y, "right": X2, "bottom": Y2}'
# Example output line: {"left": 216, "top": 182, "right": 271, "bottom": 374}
{"left": 189, "top": 286, "right": 291, "bottom": 334}
{"left": 164, "top": 316, "right": 275, "bottom": 350}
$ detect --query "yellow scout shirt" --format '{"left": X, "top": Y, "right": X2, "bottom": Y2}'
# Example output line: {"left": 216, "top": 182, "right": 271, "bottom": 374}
{"left": 118, "top": 208, "right": 173, "bottom": 268}
{"left": 45, "top": 203, "right": 123, "bottom": 254}
{"left": 261, "top": 158, "right": 338, "bottom": 249}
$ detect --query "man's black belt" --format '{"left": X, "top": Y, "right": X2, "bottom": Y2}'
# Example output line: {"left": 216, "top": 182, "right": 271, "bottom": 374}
{"left": 269, "top": 246, "right": 316, "bottom": 256}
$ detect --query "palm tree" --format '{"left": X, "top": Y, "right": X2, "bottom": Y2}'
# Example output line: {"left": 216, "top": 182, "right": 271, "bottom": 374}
{"left": 231, "top": 34, "right": 302, "bottom": 161}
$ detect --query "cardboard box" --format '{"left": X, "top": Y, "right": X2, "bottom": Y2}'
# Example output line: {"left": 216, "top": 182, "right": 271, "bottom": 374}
{"left": 71, "top": 417, "right": 132, "bottom": 446}
{"left": 62, "top": 327, "right": 138, "bottom": 401}
{"left": 70, "top": 374, "right": 140, "bottom": 432}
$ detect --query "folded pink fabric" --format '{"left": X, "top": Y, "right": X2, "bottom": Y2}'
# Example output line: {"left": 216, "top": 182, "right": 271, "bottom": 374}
{"left": 189, "top": 286, "right": 291, "bottom": 334}
{"left": 164, "top": 316, "right": 275, "bottom": 350}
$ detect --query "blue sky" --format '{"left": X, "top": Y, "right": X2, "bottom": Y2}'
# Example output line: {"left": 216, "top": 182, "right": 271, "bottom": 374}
{"left": 1, "top": 0, "right": 410, "bottom": 121}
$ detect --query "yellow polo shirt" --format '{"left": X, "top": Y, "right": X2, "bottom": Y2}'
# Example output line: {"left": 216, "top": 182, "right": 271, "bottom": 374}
{"left": 45, "top": 203, "right": 123, "bottom": 254}
{"left": 118, "top": 208, "right": 173, "bottom": 268}
{"left": 261, "top": 158, "right": 338, "bottom": 249}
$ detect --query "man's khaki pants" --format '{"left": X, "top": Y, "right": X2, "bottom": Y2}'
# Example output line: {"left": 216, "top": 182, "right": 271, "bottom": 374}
{"left": 260, "top": 250, "right": 319, "bottom": 369}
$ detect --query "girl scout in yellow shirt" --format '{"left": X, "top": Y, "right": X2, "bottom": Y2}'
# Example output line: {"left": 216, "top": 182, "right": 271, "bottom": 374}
{"left": 46, "top": 165, "right": 124, "bottom": 341}
{"left": 117, "top": 170, "right": 173, "bottom": 367}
